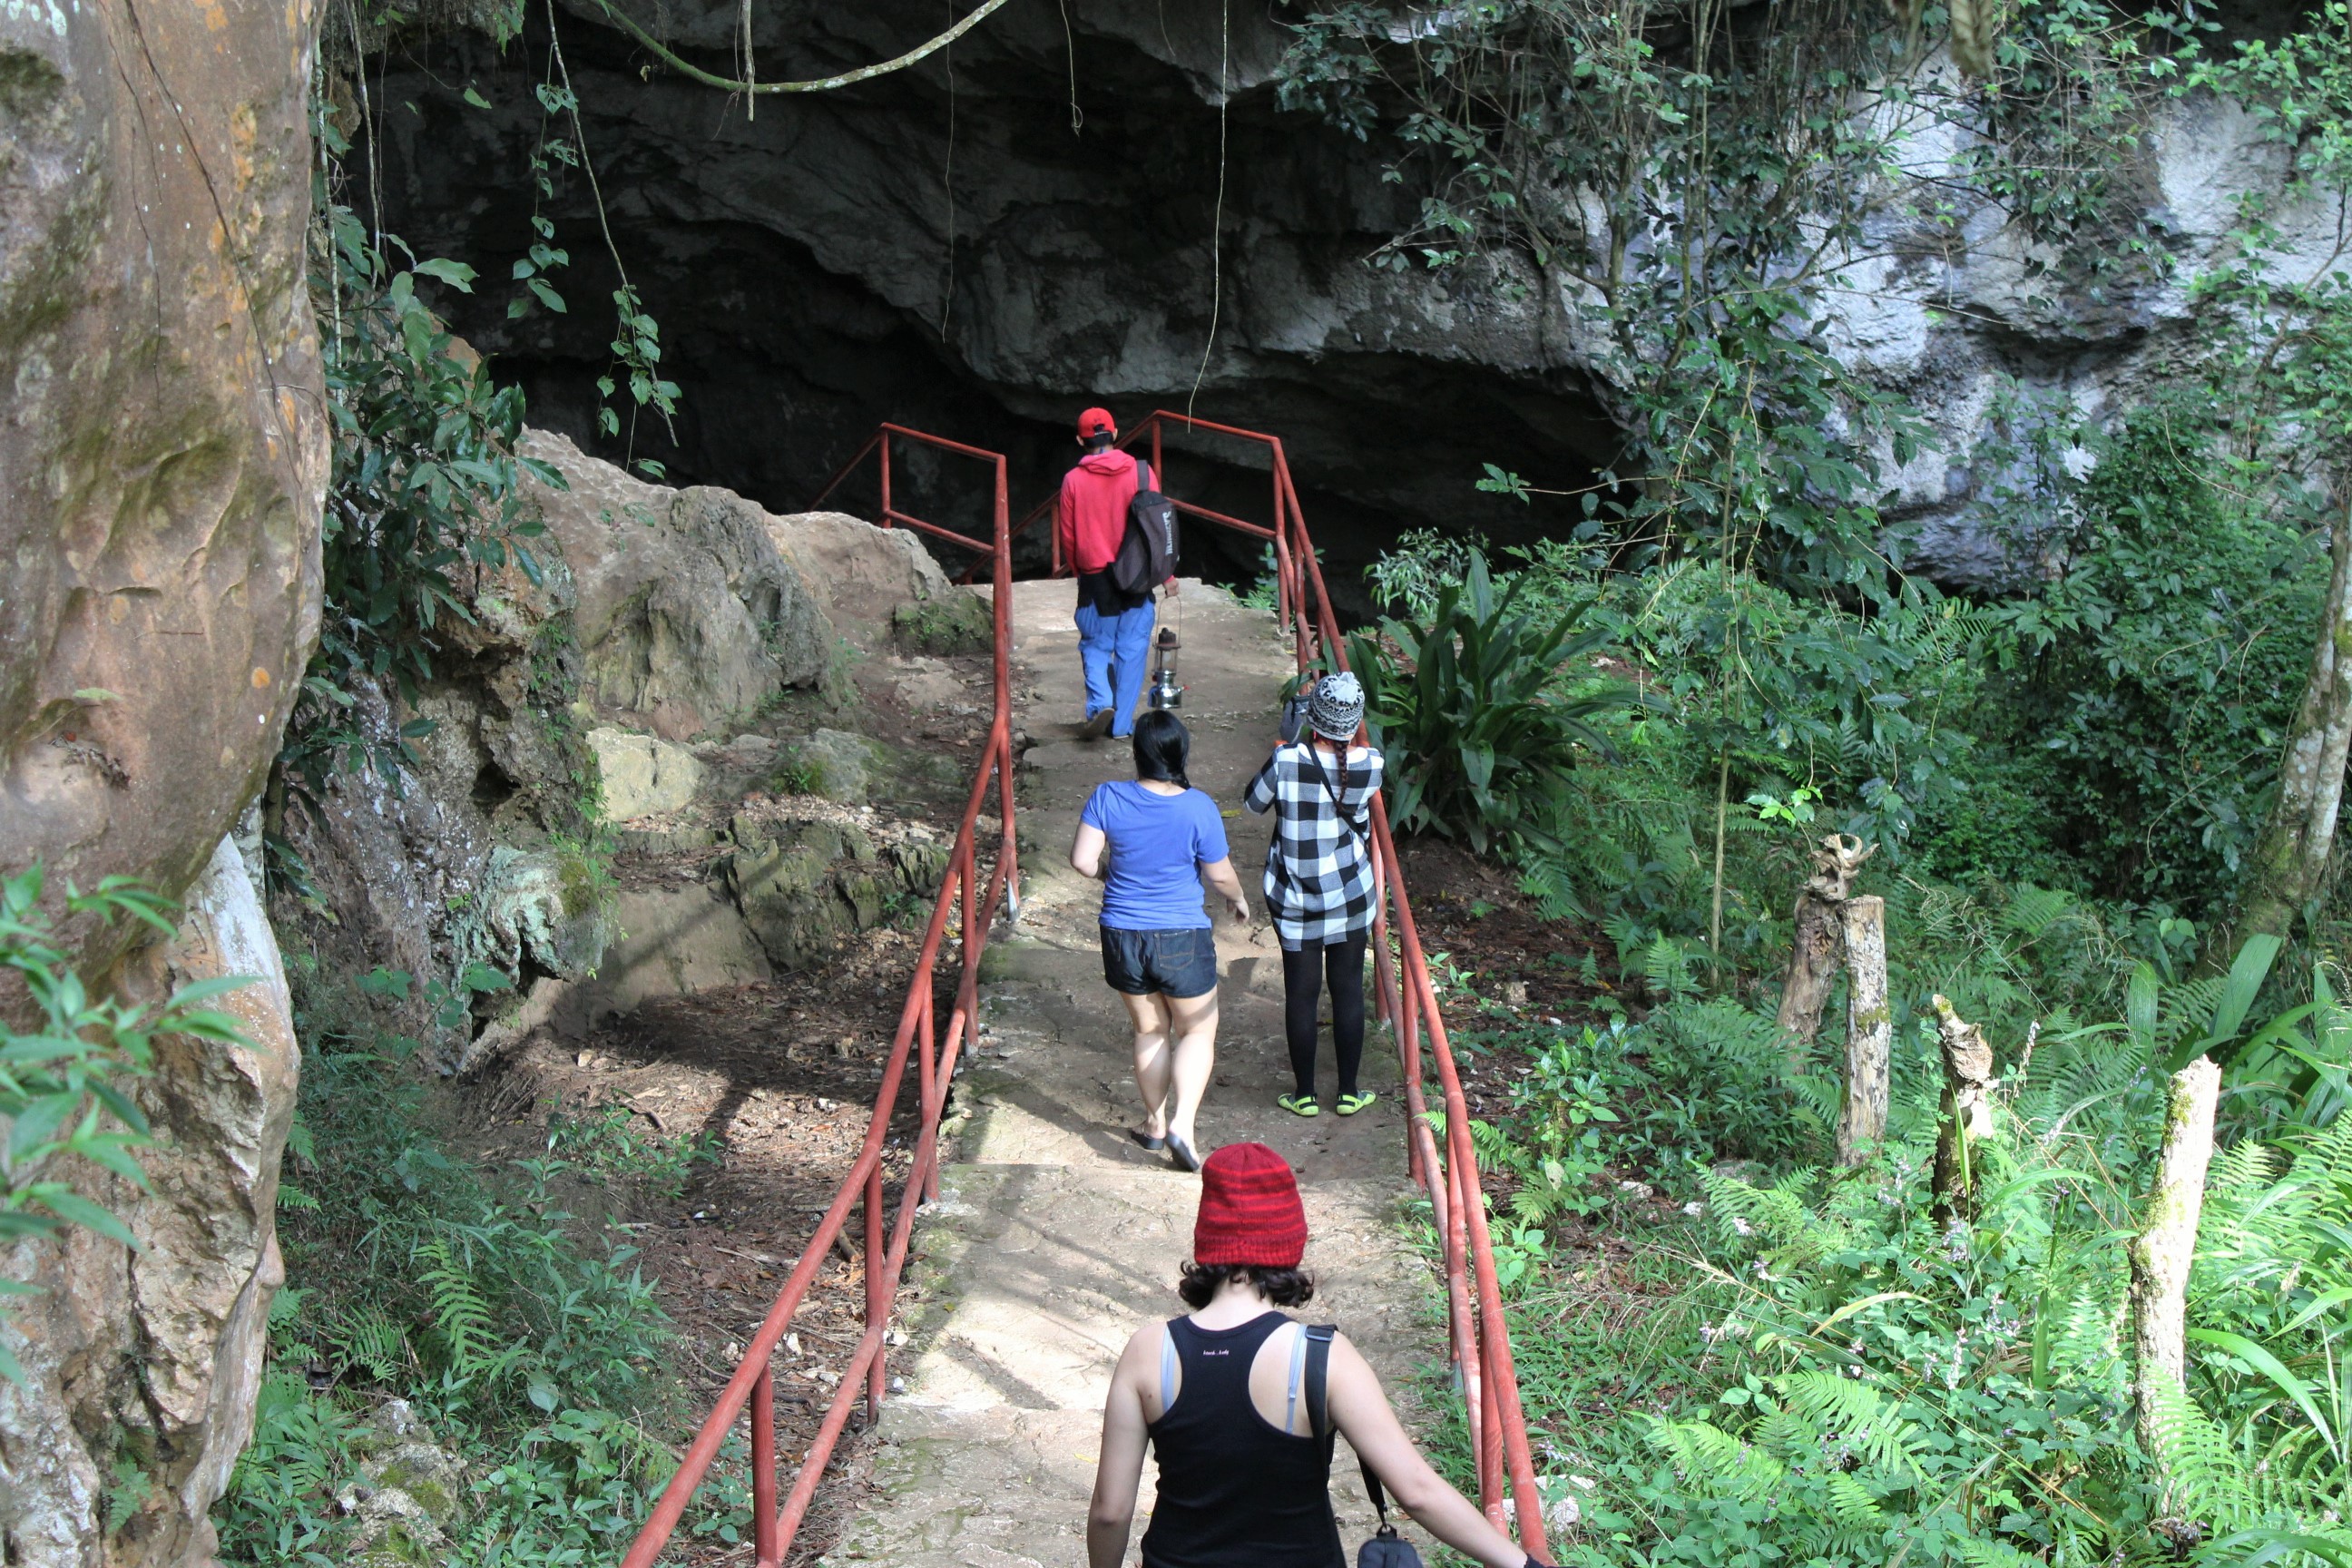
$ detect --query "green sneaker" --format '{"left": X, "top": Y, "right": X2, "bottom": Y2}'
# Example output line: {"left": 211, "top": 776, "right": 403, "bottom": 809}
{"left": 1335, "top": 1091, "right": 1377, "bottom": 1116}
{"left": 1277, "top": 1093, "right": 1321, "bottom": 1118}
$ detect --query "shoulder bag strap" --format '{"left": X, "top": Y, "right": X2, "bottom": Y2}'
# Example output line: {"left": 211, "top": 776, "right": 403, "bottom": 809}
{"left": 1301, "top": 745, "right": 1370, "bottom": 848}
{"left": 1305, "top": 1325, "right": 1394, "bottom": 1530}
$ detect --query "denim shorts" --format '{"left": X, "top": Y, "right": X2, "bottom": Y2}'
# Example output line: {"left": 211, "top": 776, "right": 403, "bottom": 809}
{"left": 1100, "top": 925, "right": 1219, "bottom": 1000}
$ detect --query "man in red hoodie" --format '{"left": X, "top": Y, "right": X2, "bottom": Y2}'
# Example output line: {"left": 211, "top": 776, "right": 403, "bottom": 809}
{"left": 1057, "top": 407, "right": 1169, "bottom": 739}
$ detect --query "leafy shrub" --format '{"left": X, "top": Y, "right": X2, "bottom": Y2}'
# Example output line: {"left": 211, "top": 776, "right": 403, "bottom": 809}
{"left": 1977, "top": 401, "right": 2325, "bottom": 909}
{"left": 0, "top": 868, "right": 251, "bottom": 1380}
{"left": 544, "top": 1104, "right": 719, "bottom": 1200}
{"left": 282, "top": 99, "right": 566, "bottom": 791}
{"left": 215, "top": 970, "right": 740, "bottom": 1565}
{"left": 1353, "top": 548, "right": 1642, "bottom": 856}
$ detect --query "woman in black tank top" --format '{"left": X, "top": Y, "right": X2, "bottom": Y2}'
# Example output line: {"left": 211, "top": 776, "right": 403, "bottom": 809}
{"left": 1088, "top": 1143, "right": 1548, "bottom": 1568}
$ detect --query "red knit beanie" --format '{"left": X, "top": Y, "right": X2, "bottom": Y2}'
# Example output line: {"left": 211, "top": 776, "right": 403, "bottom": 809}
{"left": 1076, "top": 406, "right": 1117, "bottom": 438}
{"left": 1192, "top": 1142, "right": 1308, "bottom": 1268}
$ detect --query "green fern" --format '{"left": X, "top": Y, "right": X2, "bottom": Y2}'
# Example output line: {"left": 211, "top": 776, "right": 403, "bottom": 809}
{"left": 1774, "top": 1370, "right": 1926, "bottom": 1479}
{"left": 325, "top": 1305, "right": 409, "bottom": 1385}
{"left": 416, "top": 1233, "right": 498, "bottom": 1385}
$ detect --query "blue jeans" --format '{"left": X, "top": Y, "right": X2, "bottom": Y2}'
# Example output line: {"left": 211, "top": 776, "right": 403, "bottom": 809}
{"left": 1075, "top": 597, "right": 1156, "bottom": 738}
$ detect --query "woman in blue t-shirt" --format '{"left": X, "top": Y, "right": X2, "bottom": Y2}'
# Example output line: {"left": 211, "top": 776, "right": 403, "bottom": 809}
{"left": 1071, "top": 710, "right": 1251, "bottom": 1172}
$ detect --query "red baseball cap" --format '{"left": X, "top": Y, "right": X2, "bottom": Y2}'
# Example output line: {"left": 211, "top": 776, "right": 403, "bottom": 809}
{"left": 1193, "top": 1142, "right": 1308, "bottom": 1268}
{"left": 1077, "top": 407, "right": 1117, "bottom": 438}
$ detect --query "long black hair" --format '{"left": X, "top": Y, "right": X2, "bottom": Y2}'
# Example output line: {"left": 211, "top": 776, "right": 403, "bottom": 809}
{"left": 1132, "top": 710, "right": 1192, "bottom": 790}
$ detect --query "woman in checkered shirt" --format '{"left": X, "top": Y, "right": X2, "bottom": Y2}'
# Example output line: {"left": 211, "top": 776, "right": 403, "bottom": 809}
{"left": 1244, "top": 672, "right": 1386, "bottom": 1119}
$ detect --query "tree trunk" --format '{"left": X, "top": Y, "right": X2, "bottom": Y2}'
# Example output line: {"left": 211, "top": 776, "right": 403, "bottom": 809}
{"left": 1836, "top": 895, "right": 1890, "bottom": 1165}
{"left": 1776, "top": 834, "right": 1875, "bottom": 1068}
{"left": 1929, "top": 995, "right": 1998, "bottom": 1223}
{"left": 2131, "top": 1054, "right": 2222, "bottom": 1472}
{"left": 2212, "top": 501, "right": 2352, "bottom": 969}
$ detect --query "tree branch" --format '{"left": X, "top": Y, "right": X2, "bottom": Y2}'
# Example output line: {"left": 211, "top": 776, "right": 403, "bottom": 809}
{"left": 586, "top": 0, "right": 1015, "bottom": 95}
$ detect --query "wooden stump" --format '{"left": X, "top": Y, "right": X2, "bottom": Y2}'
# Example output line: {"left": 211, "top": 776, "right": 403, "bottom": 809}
{"left": 1835, "top": 895, "right": 1890, "bottom": 1166}
{"left": 2132, "top": 1054, "right": 2222, "bottom": 1477}
{"left": 1775, "top": 834, "right": 1876, "bottom": 1068}
{"left": 1929, "top": 995, "right": 1997, "bottom": 1222}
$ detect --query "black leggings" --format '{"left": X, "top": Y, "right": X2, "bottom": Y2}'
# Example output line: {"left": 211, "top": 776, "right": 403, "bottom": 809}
{"left": 1283, "top": 932, "right": 1367, "bottom": 1099}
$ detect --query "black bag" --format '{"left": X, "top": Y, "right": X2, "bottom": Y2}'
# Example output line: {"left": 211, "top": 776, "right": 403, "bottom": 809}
{"left": 1305, "top": 1326, "right": 1425, "bottom": 1568}
{"left": 1111, "top": 458, "right": 1179, "bottom": 599}
{"left": 1279, "top": 673, "right": 1315, "bottom": 744}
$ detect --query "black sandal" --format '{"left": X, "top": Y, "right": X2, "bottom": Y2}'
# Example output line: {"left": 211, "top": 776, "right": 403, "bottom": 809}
{"left": 1128, "top": 1128, "right": 1167, "bottom": 1152}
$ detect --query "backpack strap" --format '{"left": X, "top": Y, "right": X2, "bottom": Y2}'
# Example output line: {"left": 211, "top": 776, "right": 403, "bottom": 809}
{"left": 1306, "top": 1324, "right": 1397, "bottom": 1534}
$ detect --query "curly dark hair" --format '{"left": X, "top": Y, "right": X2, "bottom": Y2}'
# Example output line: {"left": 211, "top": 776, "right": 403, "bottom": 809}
{"left": 1178, "top": 1261, "right": 1316, "bottom": 1309}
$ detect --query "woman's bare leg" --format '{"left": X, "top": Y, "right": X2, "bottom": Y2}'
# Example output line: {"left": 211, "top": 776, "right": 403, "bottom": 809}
{"left": 1121, "top": 991, "right": 1173, "bottom": 1139}
{"left": 1161, "top": 990, "right": 1220, "bottom": 1147}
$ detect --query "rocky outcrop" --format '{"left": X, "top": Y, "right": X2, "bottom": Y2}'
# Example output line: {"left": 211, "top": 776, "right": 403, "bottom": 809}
{"left": 0, "top": 1, "right": 328, "bottom": 969}
{"left": 276, "top": 429, "right": 833, "bottom": 1003}
{"left": 519, "top": 428, "right": 832, "bottom": 740}
{"left": 769, "top": 511, "right": 956, "bottom": 650}
{"left": 280, "top": 429, "right": 977, "bottom": 1061}
{"left": 0, "top": 5, "right": 323, "bottom": 1563}
{"left": 0, "top": 838, "right": 302, "bottom": 1568}
{"left": 587, "top": 728, "right": 709, "bottom": 818}
{"left": 486, "top": 805, "right": 952, "bottom": 1051}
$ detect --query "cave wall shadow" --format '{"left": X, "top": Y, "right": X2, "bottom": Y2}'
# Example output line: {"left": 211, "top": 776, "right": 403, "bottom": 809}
{"left": 350, "top": 5, "right": 1620, "bottom": 612}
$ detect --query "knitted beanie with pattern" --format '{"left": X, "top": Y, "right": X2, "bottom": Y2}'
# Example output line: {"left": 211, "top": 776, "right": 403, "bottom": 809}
{"left": 1192, "top": 1142, "right": 1308, "bottom": 1268}
{"left": 1306, "top": 671, "right": 1365, "bottom": 743}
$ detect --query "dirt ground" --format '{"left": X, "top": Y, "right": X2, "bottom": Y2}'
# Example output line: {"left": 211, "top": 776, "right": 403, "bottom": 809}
{"left": 456, "top": 639, "right": 1016, "bottom": 1563}
{"left": 466, "top": 934, "right": 941, "bottom": 1561}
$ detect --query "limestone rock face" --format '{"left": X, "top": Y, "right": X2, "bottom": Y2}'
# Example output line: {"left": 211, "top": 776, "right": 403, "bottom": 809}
{"left": 768, "top": 511, "right": 956, "bottom": 652}
{"left": 0, "top": 837, "right": 300, "bottom": 1568}
{"left": 0, "top": 1, "right": 328, "bottom": 967}
{"left": 275, "top": 432, "right": 832, "bottom": 1009}
{"left": 519, "top": 429, "right": 831, "bottom": 740}
{"left": 587, "top": 727, "right": 710, "bottom": 819}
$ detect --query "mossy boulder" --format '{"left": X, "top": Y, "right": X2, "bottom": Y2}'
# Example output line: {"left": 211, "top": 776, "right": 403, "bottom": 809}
{"left": 776, "top": 729, "right": 876, "bottom": 802}
{"left": 722, "top": 818, "right": 941, "bottom": 971}
{"left": 892, "top": 589, "right": 995, "bottom": 656}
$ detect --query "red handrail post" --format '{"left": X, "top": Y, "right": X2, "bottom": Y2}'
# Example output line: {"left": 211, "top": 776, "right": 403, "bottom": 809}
{"left": 917, "top": 984, "right": 937, "bottom": 1188}
{"left": 995, "top": 457, "right": 1018, "bottom": 919}
{"left": 878, "top": 431, "right": 893, "bottom": 525}
{"left": 866, "top": 1161, "right": 887, "bottom": 1416}
{"left": 752, "top": 1367, "right": 781, "bottom": 1568}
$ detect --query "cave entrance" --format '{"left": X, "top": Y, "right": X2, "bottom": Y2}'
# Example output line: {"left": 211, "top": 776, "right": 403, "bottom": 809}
{"left": 351, "top": 6, "right": 1618, "bottom": 624}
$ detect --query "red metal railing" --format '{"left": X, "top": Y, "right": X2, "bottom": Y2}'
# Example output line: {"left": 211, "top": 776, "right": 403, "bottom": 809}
{"left": 1015, "top": 410, "right": 1551, "bottom": 1557}
{"left": 625, "top": 412, "right": 1548, "bottom": 1567}
{"left": 810, "top": 423, "right": 1007, "bottom": 564}
{"left": 619, "top": 426, "right": 1014, "bottom": 1568}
